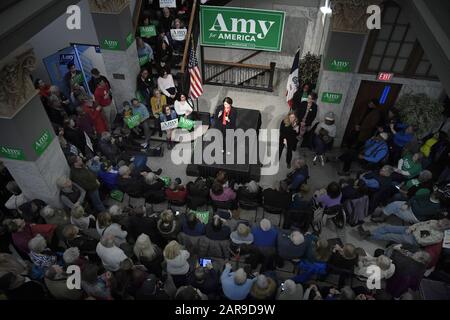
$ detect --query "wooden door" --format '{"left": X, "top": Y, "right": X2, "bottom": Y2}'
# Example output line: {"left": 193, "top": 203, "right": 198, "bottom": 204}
{"left": 342, "top": 80, "right": 403, "bottom": 146}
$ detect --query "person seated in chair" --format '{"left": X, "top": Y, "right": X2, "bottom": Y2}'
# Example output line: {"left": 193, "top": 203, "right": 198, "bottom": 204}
{"left": 165, "top": 178, "right": 187, "bottom": 204}
{"left": 205, "top": 215, "right": 231, "bottom": 241}
{"left": 277, "top": 230, "right": 314, "bottom": 261}
{"left": 117, "top": 165, "right": 146, "bottom": 198}
{"left": 371, "top": 191, "right": 442, "bottom": 224}
{"left": 142, "top": 172, "right": 166, "bottom": 203}
{"left": 251, "top": 219, "right": 278, "bottom": 259}
{"left": 314, "top": 182, "right": 342, "bottom": 210}
{"left": 181, "top": 212, "right": 205, "bottom": 237}
{"left": 237, "top": 180, "right": 261, "bottom": 204}
{"left": 312, "top": 112, "right": 336, "bottom": 166}
{"left": 186, "top": 178, "right": 209, "bottom": 210}
{"left": 210, "top": 181, "right": 236, "bottom": 204}
{"left": 157, "top": 210, "right": 181, "bottom": 244}
{"left": 338, "top": 132, "right": 389, "bottom": 176}
{"left": 285, "top": 158, "right": 309, "bottom": 193}
{"left": 262, "top": 181, "right": 292, "bottom": 211}
{"left": 98, "top": 132, "right": 120, "bottom": 165}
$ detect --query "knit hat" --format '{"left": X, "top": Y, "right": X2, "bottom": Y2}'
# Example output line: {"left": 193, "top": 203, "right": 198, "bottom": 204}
{"left": 290, "top": 231, "right": 304, "bottom": 246}
{"left": 260, "top": 219, "right": 272, "bottom": 232}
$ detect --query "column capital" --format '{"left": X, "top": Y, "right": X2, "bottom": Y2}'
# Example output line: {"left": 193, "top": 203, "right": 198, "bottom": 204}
{"left": 0, "top": 46, "right": 37, "bottom": 119}
{"left": 331, "top": 0, "right": 383, "bottom": 34}
{"left": 88, "top": 0, "right": 130, "bottom": 14}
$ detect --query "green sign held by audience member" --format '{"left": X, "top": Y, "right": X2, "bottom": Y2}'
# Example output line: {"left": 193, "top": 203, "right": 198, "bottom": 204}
{"left": 126, "top": 113, "right": 142, "bottom": 129}
{"left": 139, "top": 55, "right": 150, "bottom": 66}
{"left": 178, "top": 116, "right": 195, "bottom": 131}
{"left": 160, "top": 176, "right": 171, "bottom": 187}
{"left": 140, "top": 25, "right": 157, "bottom": 38}
{"left": 190, "top": 210, "right": 210, "bottom": 225}
{"left": 110, "top": 190, "right": 124, "bottom": 202}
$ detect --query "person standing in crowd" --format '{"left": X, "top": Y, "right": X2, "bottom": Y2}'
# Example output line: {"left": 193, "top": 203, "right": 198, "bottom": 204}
{"left": 82, "top": 98, "right": 108, "bottom": 135}
{"left": 94, "top": 79, "right": 115, "bottom": 131}
{"left": 157, "top": 68, "right": 177, "bottom": 103}
{"left": 350, "top": 98, "right": 382, "bottom": 148}
{"left": 136, "top": 37, "right": 154, "bottom": 69}
{"left": 160, "top": 105, "right": 178, "bottom": 150}
{"left": 64, "top": 62, "right": 84, "bottom": 94}
{"left": 292, "top": 92, "right": 318, "bottom": 143}
{"left": 214, "top": 97, "right": 237, "bottom": 155}
{"left": 313, "top": 112, "right": 337, "bottom": 166}
{"left": 279, "top": 111, "right": 300, "bottom": 168}
{"left": 131, "top": 98, "right": 151, "bottom": 149}
{"left": 68, "top": 155, "right": 105, "bottom": 212}
{"left": 88, "top": 68, "right": 111, "bottom": 95}
{"left": 136, "top": 68, "right": 154, "bottom": 106}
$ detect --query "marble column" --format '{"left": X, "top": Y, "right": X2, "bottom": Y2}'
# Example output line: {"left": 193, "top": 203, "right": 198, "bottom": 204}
{"left": 0, "top": 46, "right": 70, "bottom": 208}
{"left": 89, "top": 0, "right": 140, "bottom": 106}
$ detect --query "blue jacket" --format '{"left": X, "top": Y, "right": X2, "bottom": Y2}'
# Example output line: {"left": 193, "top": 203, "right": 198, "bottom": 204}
{"left": 220, "top": 265, "right": 256, "bottom": 300}
{"left": 277, "top": 230, "right": 314, "bottom": 260}
{"left": 98, "top": 169, "right": 119, "bottom": 190}
{"left": 132, "top": 103, "right": 150, "bottom": 120}
{"left": 394, "top": 132, "right": 413, "bottom": 148}
{"left": 251, "top": 226, "right": 278, "bottom": 248}
{"left": 160, "top": 110, "right": 178, "bottom": 122}
{"left": 181, "top": 219, "right": 206, "bottom": 236}
{"left": 363, "top": 139, "right": 388, "bottom": 163}
{"left": 288, "top": 166, "right": 309, "bottom": 192}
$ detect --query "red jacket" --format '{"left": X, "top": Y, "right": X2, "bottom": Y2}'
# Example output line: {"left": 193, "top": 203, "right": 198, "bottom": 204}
{"left": 83, "top": 103, "right": 107, "bottom": 134}
{"left": 165, "top": 187, "right": 188, "bottom": 202}
{"left": 94, "top": 84, "right": 112, "bottom": 107}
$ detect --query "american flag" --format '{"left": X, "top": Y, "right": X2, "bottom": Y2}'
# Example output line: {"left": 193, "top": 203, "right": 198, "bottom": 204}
{"left": 188, "top": 44, "right": 203, "bottom": 100}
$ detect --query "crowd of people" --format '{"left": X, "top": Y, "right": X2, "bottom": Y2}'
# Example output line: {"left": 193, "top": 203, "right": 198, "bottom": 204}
{"left": 1, "top": 1, "right": 450, "bottom": 300}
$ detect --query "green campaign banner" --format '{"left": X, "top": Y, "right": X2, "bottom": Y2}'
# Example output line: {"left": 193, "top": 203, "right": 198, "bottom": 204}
{"left": 190, "top": 210, "right": 210, "bottom": 225}
{"left": 178, "top": 116, "right": 195, "bottom": 131}
{"left": 0, "top": 145, "right": 25, "bottom": 161}
{"left": 160, "top": 176, "right": 171, "bottom": 187}
{"left": 328, "top": 59, "right": 351, "bottom": 72}
{"left": 110, "top": 190, "right": 124, "bottom": 202}
{"left": 126, "top": 32, "right": 134, "bottom": 48}
{"left": 200, "top": 5, "right": 285, "bottom": 52}
{"left": 33, "top": 129, "right": 53, "bottom": 156}
{"left": 321, "top": 92, "right": 343, "bottom": 104}
{"left": 101, "top": 39, "right": 120, "bottom": 51}
{"left": 139, "top": 54, "right": 150, "bottom": 66}
{"left": 126, "top": 113, "right": 142, "bottom": 129}
{"left": 140, "top": 25, "right": 157, "bottom": 38}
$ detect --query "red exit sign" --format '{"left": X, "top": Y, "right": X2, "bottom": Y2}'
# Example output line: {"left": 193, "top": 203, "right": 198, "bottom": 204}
{"left": 377, "top": 72, "right": 394, "bottom": 81}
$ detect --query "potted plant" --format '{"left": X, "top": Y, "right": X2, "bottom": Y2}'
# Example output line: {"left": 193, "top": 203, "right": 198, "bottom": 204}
{"left": 298, "top": 52, "right": 321, "bottom": 90}
{"left": 396, "top": 93, "right": 444, "bottom": 138}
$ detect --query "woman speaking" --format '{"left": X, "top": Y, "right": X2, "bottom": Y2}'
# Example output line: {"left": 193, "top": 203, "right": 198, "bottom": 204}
{"left": 214, "top": 97, "right": 237, "bottom": 155}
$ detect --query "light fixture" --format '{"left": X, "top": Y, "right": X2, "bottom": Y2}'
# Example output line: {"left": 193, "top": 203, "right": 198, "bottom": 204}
{"left": 320, "top": 0, "right": 332, "bottom": 15}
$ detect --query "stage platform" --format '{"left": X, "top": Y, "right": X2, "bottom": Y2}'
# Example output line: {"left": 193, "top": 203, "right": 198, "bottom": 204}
{"left": 186, "top": 107, "right": 262, "bottom": 182}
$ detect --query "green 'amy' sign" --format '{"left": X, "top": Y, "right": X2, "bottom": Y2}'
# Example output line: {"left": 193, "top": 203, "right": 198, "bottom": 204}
{"left": 328, "top": 59, "right": 351, "bottom": 72}
{"left": 322, "top": 92, "right": 343, "bottom": 104}
{"left": 200, "top": 5, "right": 285, "bottom": 52}
{"left": 33, "top": 129, "right": 53, "bottom": 156}
{"left": 126, "top": 32, "right": 135, "bottom": 48}
{"left": 101, "top": 39, "right": 120, "bottom": 51}
{"left": 0, "top": 146, "right": 25, "bottom": 161}
{"left": 140, "top": 25, "right": 157, "bottom": 38}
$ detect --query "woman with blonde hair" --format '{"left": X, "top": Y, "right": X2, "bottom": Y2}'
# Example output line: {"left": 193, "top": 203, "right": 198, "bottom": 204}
{"left": 279, "top": 111, "right": 300, "bottom": 168}
{"left": 134, "top": 234, "right": 164, "bottom": 278}
{"left": 157, "top": 209, "right": 181, "bottom": 244}
{"left": 163, "top": 240, "right": 190, "bottom": 287}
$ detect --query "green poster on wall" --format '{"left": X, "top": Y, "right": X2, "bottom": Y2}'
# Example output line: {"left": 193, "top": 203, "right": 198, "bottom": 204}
{"left": 321, "top": 92, "right": 343, "bottom": 104}
{"left": 33, "top": 129, "right": 53, "bottom": 156}
{"left": 200, "top": 6, "right": 285, "bottom": 52}
{"left": 0, "top": 146, "right": 25, "bottom": 161}
{"left": 126, "top": 32, "right": 134, "bottom": 48}
{"left": 328, "top": 59, "right": 351, "bottom": 72}
{"left": 140, "top": 25, "right": 157, "bottom": 38}
{"left": 101, "top": 39, "right": 120, "bottom": 50}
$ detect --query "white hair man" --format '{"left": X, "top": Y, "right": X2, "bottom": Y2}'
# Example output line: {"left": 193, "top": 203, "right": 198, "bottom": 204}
{"left": 220, "top": 263, "right": 257, "bottom": 300}
{"left": 276, "top": 279, "right": 304, "bottom": 300}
